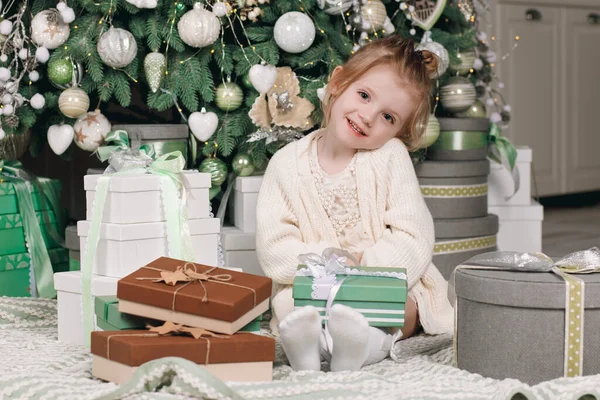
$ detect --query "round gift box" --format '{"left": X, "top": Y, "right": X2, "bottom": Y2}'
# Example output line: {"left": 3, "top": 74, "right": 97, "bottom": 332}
{"left": 426, "top": 118, "right": 490, "bottom": 161}
{"left": 416, "top": 159, "right": 490, "bottom": 219}
{"left": 432, "top": 214, "right": 498, "bottom": 280}
{"left": 455, "top": 267, "right": 600, "bottom": 385}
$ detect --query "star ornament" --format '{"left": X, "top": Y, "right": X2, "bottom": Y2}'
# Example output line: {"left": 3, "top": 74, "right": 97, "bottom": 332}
{"left": 75, "top": 128, "right": 87, "bottom": 143}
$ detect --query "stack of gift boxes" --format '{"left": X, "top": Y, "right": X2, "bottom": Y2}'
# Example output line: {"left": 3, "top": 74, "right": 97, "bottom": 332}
{"left": 0, "top": 177, "right": 69, "bottom": 297}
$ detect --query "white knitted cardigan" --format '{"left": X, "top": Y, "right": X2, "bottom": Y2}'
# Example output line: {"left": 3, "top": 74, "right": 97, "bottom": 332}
{"left": 256, "top": 130, "right": 454, "bottom": 335}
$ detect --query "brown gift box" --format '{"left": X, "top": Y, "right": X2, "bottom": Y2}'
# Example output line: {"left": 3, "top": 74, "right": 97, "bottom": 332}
{"left": 90, "top": 330, "right": 275, "bottom": 384}
{"left": 117, "top": 257, "right": 272, "bottom": 334}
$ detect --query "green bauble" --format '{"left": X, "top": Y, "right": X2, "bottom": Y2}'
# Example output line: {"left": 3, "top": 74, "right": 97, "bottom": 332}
{"left": 215, "top": 82, "right": 243, "bottom": 111}
{"left": 241, "top": 73, "right": 253, "bottom": 90}
{"left": 456, "top": 100, "right": 487, "bottom": 118}
{"left": 232, "top": 153, "right": 255, "bottom": 176}
{"left": 48, "top": 58, "right": 74, "bottom": 86}
{"left": 199, "top": 157, "right": 228, "bottom": 186}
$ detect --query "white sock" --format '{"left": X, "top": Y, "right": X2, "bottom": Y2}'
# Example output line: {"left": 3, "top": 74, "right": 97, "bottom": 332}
{"left": 363, "top": 327, "right": 394, "bottom": 366}
{"left": 279, "top": 306, "right": 322, "bottom": 371}
{"left": 327, "top": 304, "right": 370, "bottom": 372}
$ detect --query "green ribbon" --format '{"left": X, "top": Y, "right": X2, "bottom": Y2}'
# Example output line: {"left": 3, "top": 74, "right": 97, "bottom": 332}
{"left": 0, "top": 160, "right": 65, "bottom": 299}
{"left": 487, "top": 123, "right": 520, "bottom": 200}
{"left": 81, "top": 151, "right": 195, "bottom": 347}
{"left": 95, "top": 130, "right": 156, "bottom": 162}
{"left": 453, "top": 248, "right": 600, "bottom": 378}
{"left": 430, "top": 130, "right": 489, "bottom": 151}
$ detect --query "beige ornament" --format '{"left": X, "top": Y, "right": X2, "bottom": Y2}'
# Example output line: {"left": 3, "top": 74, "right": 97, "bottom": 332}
{"left": 249, "top": 66, "right": 314, "bottom": 130}
{"left": 31, "top": 9, "right": 70, "bottom": 50}
{"left": 73, "top": 109, "right": 112, "bottom": 151}
{"left": 58, "top": 87, "right": 89, "bottom": 118}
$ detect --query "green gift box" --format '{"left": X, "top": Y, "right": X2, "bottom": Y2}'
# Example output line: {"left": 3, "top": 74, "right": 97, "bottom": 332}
{"left": 0, "top": 178, "right": 61, "bottom": 216}
{"left": 0, "top": 248, "right": 68, "bottom": 297}
{"left": 293, "top": 266, "right": 408, "bottom": 327}
{"left": 0, "top": 211, "right": 61, "bottom": 256}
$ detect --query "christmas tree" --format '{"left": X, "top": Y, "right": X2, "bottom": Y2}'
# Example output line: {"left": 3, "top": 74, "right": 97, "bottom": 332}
{"left": 0, "top": 0, "right": 513, "bottom": 194}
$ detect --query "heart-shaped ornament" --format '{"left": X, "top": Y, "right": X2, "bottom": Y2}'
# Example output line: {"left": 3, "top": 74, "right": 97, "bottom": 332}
{"left": 249, "top": 63, "right": 277, "bottom": 94}
{"left": 189, "top": 108, "right": 219, "bottom": 142}
{"left": 407, "top": 0, "right": 447, "bottom": 31}
{"left": 47, "top": 124, "right": 74, "bottom": 155}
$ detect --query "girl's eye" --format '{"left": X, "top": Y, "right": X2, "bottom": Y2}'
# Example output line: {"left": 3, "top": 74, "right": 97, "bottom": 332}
{"left": 383, "top": 113, "right": 394, "bottom": 123}
{"left": 359, "top": 91, "right": 369, "bottom": 100}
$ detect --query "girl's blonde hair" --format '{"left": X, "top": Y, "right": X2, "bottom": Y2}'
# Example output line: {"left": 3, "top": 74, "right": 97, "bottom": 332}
{"left": 321, "top": 35, "right": 438, "bottom": 151}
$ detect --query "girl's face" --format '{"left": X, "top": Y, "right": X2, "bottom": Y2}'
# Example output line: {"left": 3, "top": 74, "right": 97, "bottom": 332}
{"left": 327, "top": 64, "right": 416, "bottom": 151}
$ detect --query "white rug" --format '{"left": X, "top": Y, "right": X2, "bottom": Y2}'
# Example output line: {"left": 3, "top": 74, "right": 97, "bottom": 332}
{"left": 0, "top": 297, "right": 598, "bottom": 400}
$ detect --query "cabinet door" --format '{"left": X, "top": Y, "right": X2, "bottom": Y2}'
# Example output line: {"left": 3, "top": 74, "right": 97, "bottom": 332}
{"left": 496, "top": 4, "right": 563, "bottom": 196}
{"left": 564, "top": 7, "right": 600, "bottom": 193}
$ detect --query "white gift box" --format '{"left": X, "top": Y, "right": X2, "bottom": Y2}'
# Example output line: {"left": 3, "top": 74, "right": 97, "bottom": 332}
{"left": 489, "top": 200, "right": 544, "bottom": 253}
{"left": 85, "top": 171, "right": 211, "bottom": 224}
{"left": 54, "top": 271, "right": 118, "bottom": 346}
{"left": 488, "top": 147, "right": 532, "bottom": 206}
{"left": 231, "top": 176, "right": 263, "bottom": 233}
{"left": 78, "top": 218, "right": 220, "bottom": 278}
{"left": 221, "top": 226, "right": 263, "bottom": 276}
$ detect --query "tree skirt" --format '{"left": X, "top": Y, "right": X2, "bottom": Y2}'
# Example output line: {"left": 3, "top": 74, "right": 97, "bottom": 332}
{"left": 0, "top": 297, "right": 598, "bottom": 400}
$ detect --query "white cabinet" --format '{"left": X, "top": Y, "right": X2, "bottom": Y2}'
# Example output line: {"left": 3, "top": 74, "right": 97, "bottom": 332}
{"left": 494, "top": 0, "right": 600, "bottom": 196}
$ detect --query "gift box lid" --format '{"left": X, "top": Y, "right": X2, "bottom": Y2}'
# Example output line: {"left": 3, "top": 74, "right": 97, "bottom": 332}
{"left": 90, "top": 329, "right": 275, "bottom": 367}
{"left": 438, "top": 117, "right": 490, "bottom": 132}
{"left": 65, "top": 225, "right": 79, "bottom": 250}
{"left": 0, "top": 210, "right": 56, "bottom": 228}
{"left": 0, "top": 247, "right": 68, "bottom": 272}
{"left": 117, "top": 257, "right": 272, "bottom": 322}
{"left": 0, "top": 177, "right": 61, "bottom": 196}
{"left": 455, "top": 267, "right": 600, "bottom": 310}
{"left": 233, "top": 176, "right": 263, "bottom": 193}
{"left": 111, "top": 124, "right": 189, "bottom": 140}
{"left": 221, "top": 226, "right": 256, "bottom": 251}
{"left": 415, "top": 160, "right": 490, "bottom": 178}
{"left": 77, "top": 218, "right": 220, "bottom": 241}
{"left": 293, "top": 266, "right": 407, "bottom": 303}
{"left": 434, "top": 214, "right": 498, "bottom": 239}
{"left": 489, "top": 201, "right": 544, "bottom": 221}
{"left": 84, "top": 171, "right": 211, "bottom": 192}
{"left": 95, "top": 295, "right": 155, "bottom": 329}
{"left": 54, "top": 271, "right": 118, "bottom": 295}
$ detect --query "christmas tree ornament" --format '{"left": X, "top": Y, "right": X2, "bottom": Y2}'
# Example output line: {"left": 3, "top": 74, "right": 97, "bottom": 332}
{"left": 353, "top": 0, "right": 387, "bottom": 33}
{"left": 249, "top": 63, "right": 277, "bottom": 94}
{"left": 0, "top": 67, "right": 10, "bottom": 81}
{"left": 2, "top": 94, "right": 12, "bottom": 104}
{"left": 199, "top": 157, "right": 228, "bottom": 186}
{"left": 60, "top": 6, "right": 76, "bottom": 23}
{"left": 97, "top": 28, "right": 137, "bottom": 68}
{"left": 417, "top": 113, "right": 440, "bottom": 149}
{"left": 212, "top": 2, "right": 229, "bottom": 17}
{"left": 178, "top": 3, "right": 221, "bottom": 48}
{"left": 241, "top": 73, "right": 253, "bottom": 89}
{"left": 232, "top": 153, "right": 255, "bottom": 176}
{"left": 58, "top": 87, "right": 89, "bottom": 118}
{"left": 31, "top": 9, "right": 70, "bottom": 50}
{"left": 124, "top": 0, "right": 158, "bottom": 9}
{"left": 456, "top": 99, "right": 486, "bottom": 118}
{"left": 0, "top": 54, "right": 7, "bottom": 62}
{"left": 274, "top": 12, "right": 315, "bottom": 53}
{"left": 73, "top": 109, "right": 112, "bottom": 151}
{"left": 18, "top": 48, "right": 29, "bottom": 60}
{"left": 440, "top": 76, "right": 477, "bottom": 113}
{"left": 47, "top": 124, "right": 74, "bottom": 155}
{"left": 3, "top": 104, "right": 13, "bottom": 115}
{"left": 416, "top": 39, "right": 449, "bottom": 79}
{"left": 50, "top": 58, "right": 83, "bottom": 89}
{"left": 404, "top": 0, "right": 447, "bottom": 31}
{"left": 144, "top": 51, "right": 166, "bottom": 93}
{"left": 29, "top": 71, "right": 40, "bottom": 82}
{"left": 35, "top": 47, "right": 50, "bottom": 63}
{"left": 458, "top": 0, "right": 476, "bottom": 22}
{"left": 29, "top": 93, "right": 45, "bottom": 109}
{"left": 5, "top": 81, "right": 18, "bottom": 94}
{"left": 449, "top": 48, "right": 476, "bottom": 75}
{"left": 318, "top": 0, "right": 353, "bottom": 15}
{"left": 215, "top": 82, "right": 243, "bottom": 111}
{"left": 188, "top": 107, "right": 218, "bottom": 142}
{"left": 0, "top": 19, "right": 12, "bottom": 35}
{"left": 48, "top": 57, "right": 74, "bottom": 86}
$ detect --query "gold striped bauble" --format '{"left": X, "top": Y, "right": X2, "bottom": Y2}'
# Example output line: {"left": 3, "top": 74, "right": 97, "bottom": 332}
{"left": 440, "top": 77, "right": 476, "bottom": 113}
{"left": 58, "top": 87, "right": 89, "bottom": 119}
{"left": 215, "top": 82, "right": 243, "bottom": 111}
{"left": 449, "top": 49, "right": 477, "bottom": 75}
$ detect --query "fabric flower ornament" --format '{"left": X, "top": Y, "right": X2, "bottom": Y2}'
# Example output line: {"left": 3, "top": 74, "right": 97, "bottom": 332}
{"left": 249, "top": 66, "right": 314, "bottom": 130}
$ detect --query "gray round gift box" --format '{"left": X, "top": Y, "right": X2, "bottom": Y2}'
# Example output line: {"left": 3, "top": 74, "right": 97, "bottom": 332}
{"left": 455, "top": 268, "right": 600, "bottom": 385}
{"left": 426, "top": 118, "right": 490, "bottom": 161}
{"left": 432, "top": 214, "right": 498, "bottom": 280}
{"left": 416, "top": 159, "right": 490, "bottom": 219}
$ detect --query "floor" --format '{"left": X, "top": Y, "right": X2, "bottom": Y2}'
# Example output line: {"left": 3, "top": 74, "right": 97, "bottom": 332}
{"left": 541, "top": 201, "right": 600, "bottom": 258}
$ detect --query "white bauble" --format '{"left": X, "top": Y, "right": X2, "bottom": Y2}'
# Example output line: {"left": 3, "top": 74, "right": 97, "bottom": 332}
{"left": 248, "top": 63, "right": 277, "bottom": 93}
{"left": 29, "top": 71, "right": 40, "bottom": 82}
{"left": 73, "top": 110, "right": 111, "bottom": 151}
{"left": 47, "top": 124, "right": 74, "bottom": 155}
{"left": 2, "top": 93, "right": 12, "bottom": 104}
{"left": 30, "top": 93, "right": 46, "bottom": 109}
{"left": 31, "top": 9, "right": 70, "bottom": 49}
{"left": 416, "top": 40, "right": 449, "bottom": 79}
{"left": 3, "top": 104, "right": 13, "bottom": 115}
{"left": 60, "top": 7, "right": 76, "bottom": 24}
{"left": 178, "top": 3, "right": 221, "bottom": 48}
{"left": 0, "top": 20, "right": 13, "bottom": 35}
{"left": 0, "top": 54, "right": 7, "bottom": 62}
{"left": 212, "top": 2, "right": 229, "bottom": 17}
{"left": 97, "top": 28, "right": 137, "bottom": 68}
{"left": 188, "top": 107, "right": 218, "bottom": 142}
{"left": 0, "top": 67, "right": 10, "bottom": 81}
{"left": 18, "top": 48, "right": 29, "bottom": 60}
{"left": 274, "top": 12, "right": 315, "bottom": 53}
{"left": 439, "top": 76, "right": 477, "bottom": 113}
{"left": 124, "top": 0, "right": 157, "bottom": 8}
{"left": 318, "top": 0, "right": 353, "bottom": 15}
{"left": 56, "top": 2, "right": 67, "bottom": 11}
{"left": 35, "top": 47, "right": 50, "bottom": 63}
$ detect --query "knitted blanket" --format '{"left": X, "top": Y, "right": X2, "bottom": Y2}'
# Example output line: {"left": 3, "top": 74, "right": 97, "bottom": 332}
{"left": 1, "top": 297, "right": 598, "bottom": 400}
